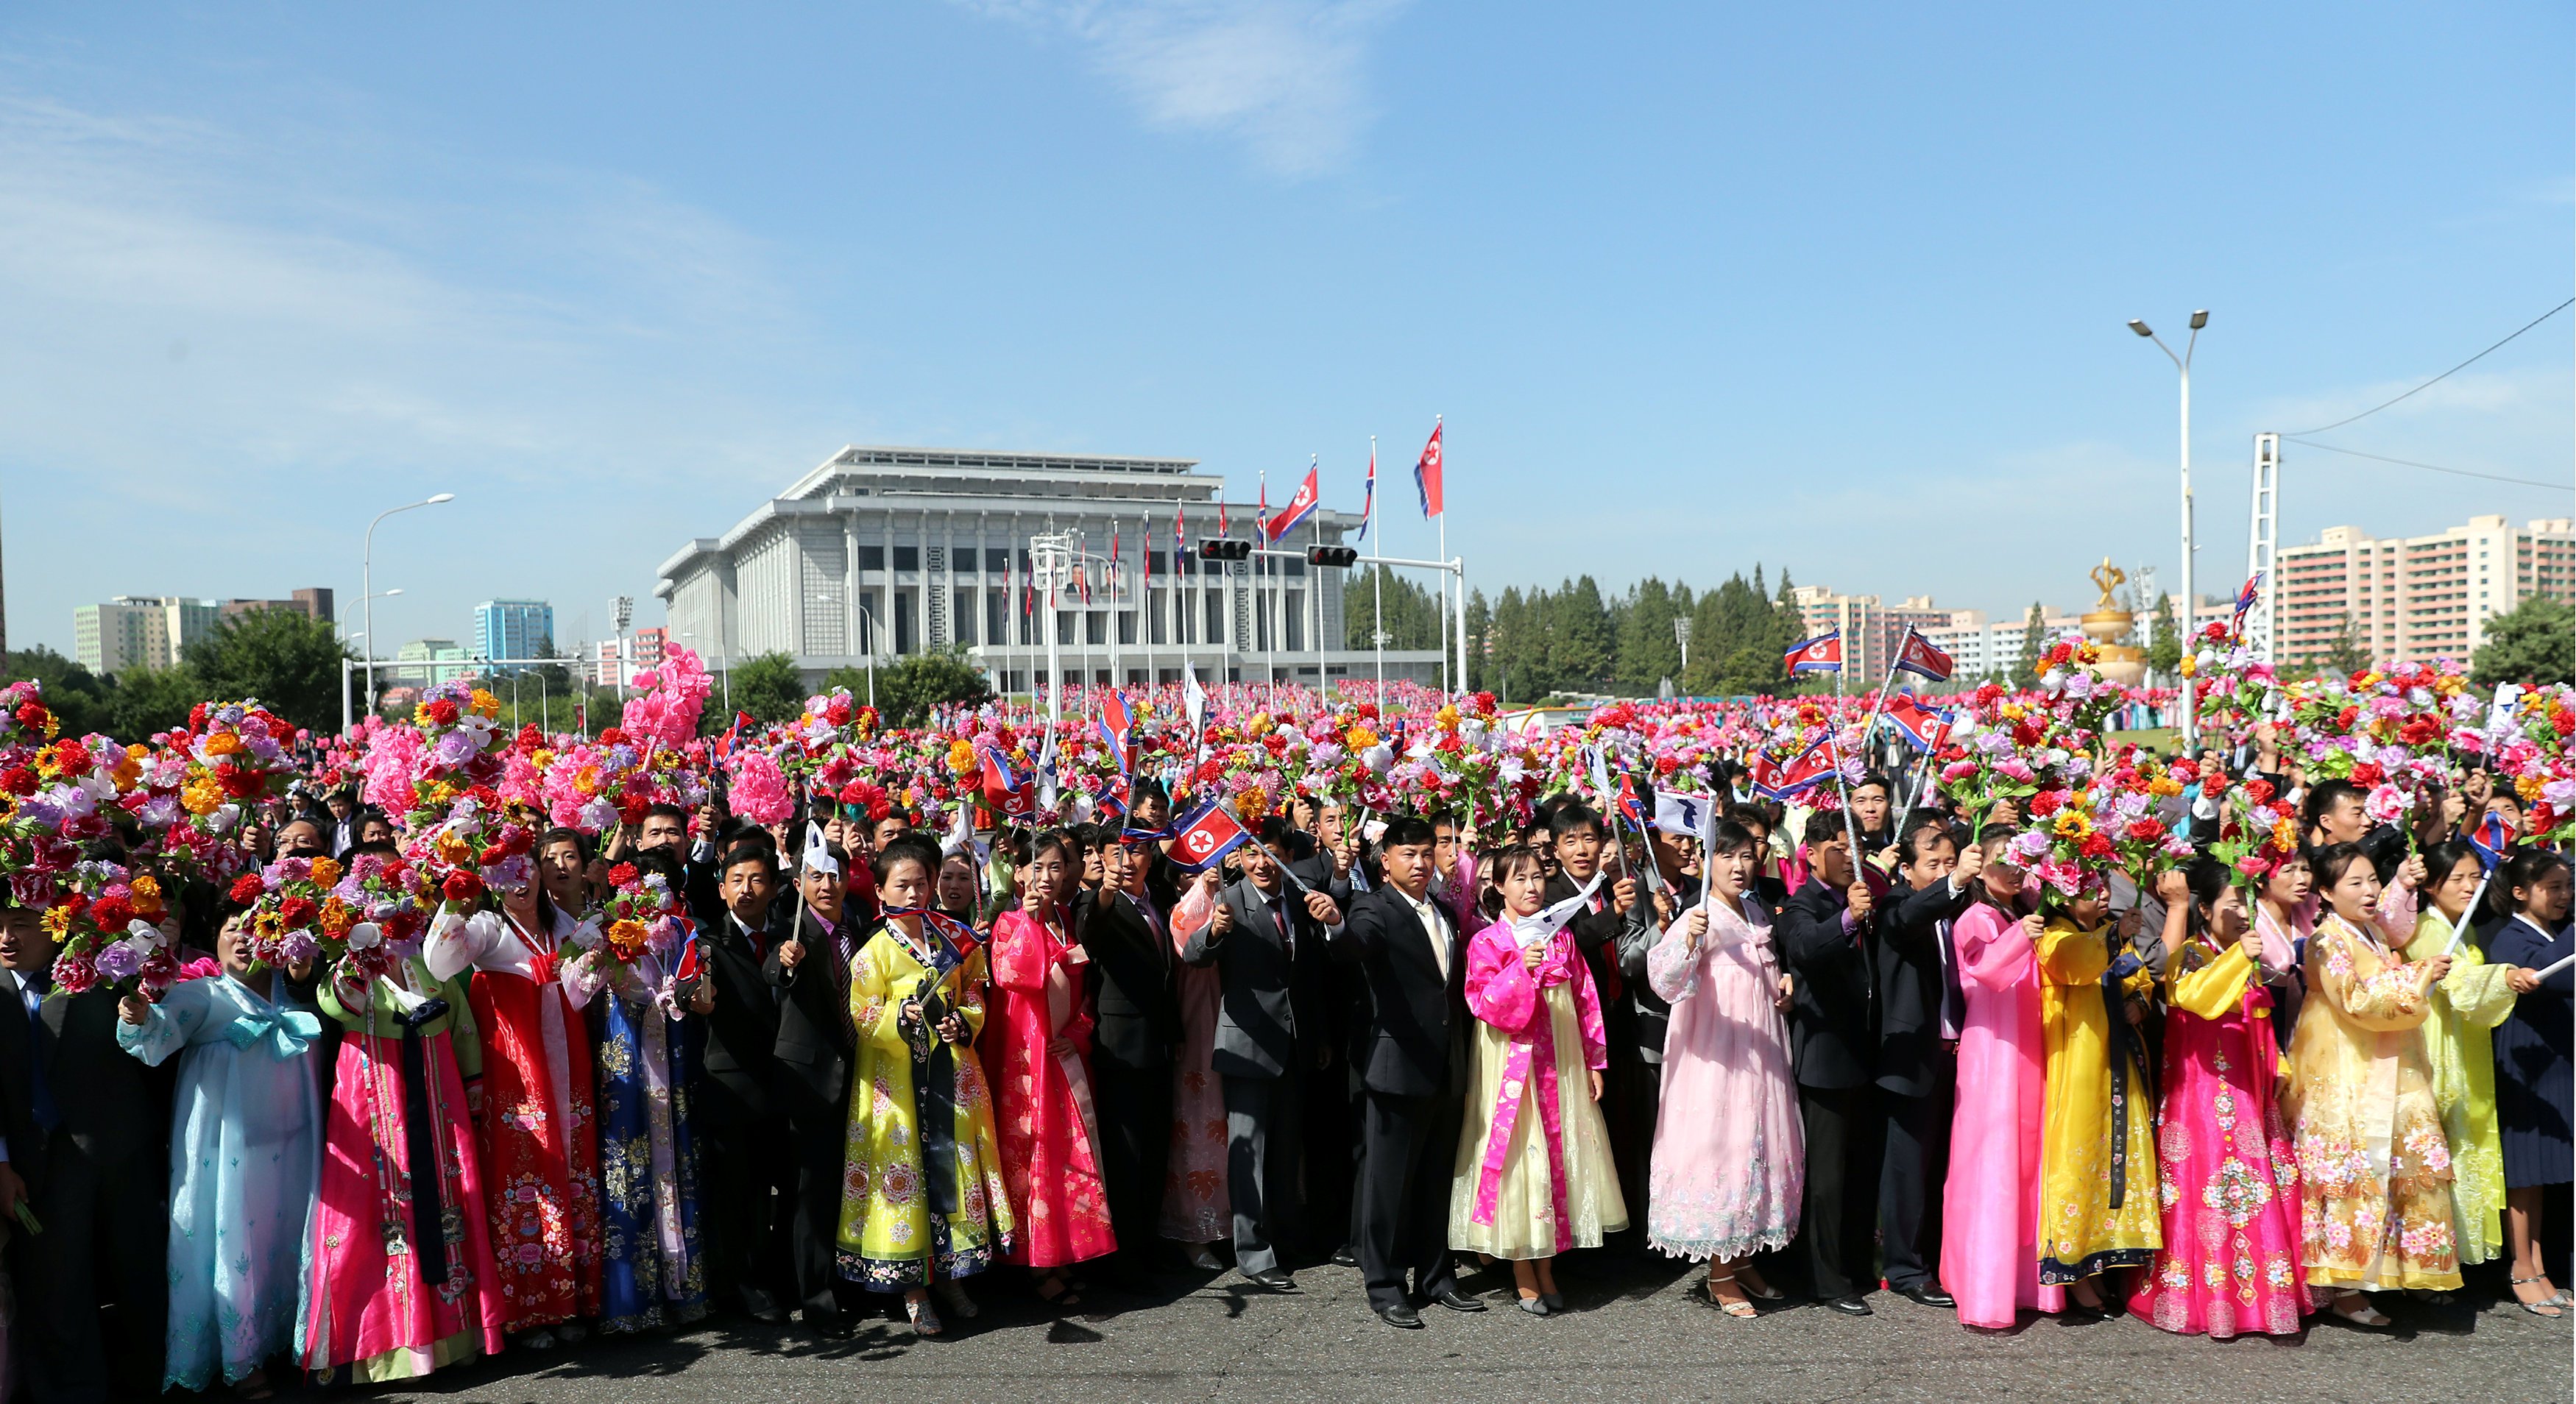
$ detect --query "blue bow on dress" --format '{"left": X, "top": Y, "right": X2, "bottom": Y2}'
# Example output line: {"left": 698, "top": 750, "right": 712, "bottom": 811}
{"left": 223, "top": 1009, "right": 322, "bottom": 1057}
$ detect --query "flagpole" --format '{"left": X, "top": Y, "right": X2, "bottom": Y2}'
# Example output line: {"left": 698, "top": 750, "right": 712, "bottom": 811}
{"left": 1370, "top": 436, "right": 1385, "bottom": 704}
{"left": 1833, "top": 642, "right": 1861, "bottom": 859}
{"left": 1436, "top": 414, "right": 1448, "bottom": 696}
{"left": 1312, "top": 455, "right": 1324, "bottom": 709}
{"left": 1899, "top": 736, "right": 1938, "bottom": 819}
{"left": 1855, "top": 627, "right": 1909, "bottom": 774}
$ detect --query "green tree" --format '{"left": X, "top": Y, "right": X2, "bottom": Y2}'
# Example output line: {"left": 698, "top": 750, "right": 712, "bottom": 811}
{"left": 1351, "top": 567, "right": 1443, "bottom": 651}
{"left": 1554, "top": 576, "right": 1616, "bottom": 695}
{"left": 2145, "top": 591, "right": 2183, "bottom": 679}
{"left": 730, "top": 651, "right": 808, "bottom": 723}
{"left": 1463, "top": 589, "right": 1492, "bottom": 694}
{"left": 2471, "top": 595, "right": 2576, "bottom": 687}
{"left": 2318, "top": 613, "right": 2371, "bottom": 679}
{"left": 1, "top": 646, "right": 113, "bottom": 738}
{"left": 105, "top": 665, "right": 204, "bottom": 740}
{"left": 2012, "top": 601, "right": 2048, "bottom": 688}
{"left": 827, "top": 646, "right": 994, "bottom": 728}
{"left": 183, "top": 606, "right": 353, "bottom": 734}
{"left": 1613, "top": 578, "right": 1685, "bottom": 696}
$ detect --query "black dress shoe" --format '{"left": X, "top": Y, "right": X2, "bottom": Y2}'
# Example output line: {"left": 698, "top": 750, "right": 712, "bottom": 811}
{"left": 1331, "top": 1245, "right": 1359, "bottom": 1267}
{"left": 1897, "top": 1284, "right": 1956, "bottom": 1308}
{"left": 1375, "top": 1302, "right": 1425, "bottom": 1330}
{"left": 1429, "top": 1288, "right": 1488, "bottom": 1313}
{"left": 1245, "top": 1269, "right": 1300, "bottom": 1293}
{"left": 1824, "top": 1295, "right": 1874, "bottom": 1316}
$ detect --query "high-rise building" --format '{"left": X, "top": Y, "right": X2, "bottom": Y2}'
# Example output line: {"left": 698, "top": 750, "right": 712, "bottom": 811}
{"left": 2274, "top": 515, "right": 2576, "bottom": 669}
{"left": 219, "top": 588, "right": 334, "bottom": 624}
{"left": 473, "top": 599, "right": 555, "bottom": 675}
{"left": 394, "top": 638, "right": 479, "bottom": 689}
{"left": 1787, "top": 588, "right": 1953, "bottom": 683}
{"left": 71, "top": 595, "right": 218, "bottom": 674}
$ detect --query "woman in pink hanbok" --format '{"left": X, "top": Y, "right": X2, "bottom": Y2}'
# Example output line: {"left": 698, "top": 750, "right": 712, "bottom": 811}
{"left": 1446, "top": 845, "right": 1627, "bottom": 1316}
{"left": 983, "top": 832, "right": 1116, "bottom": 1302}
{"left": 1941, "top": 832, "right": 2065, "bottom": 1327}
{"left": 1643, "top": 818, "right": 1800, "bottom": 1315}
{"left": 2129, "top": 859, "right": 2309, "bottom": 1337}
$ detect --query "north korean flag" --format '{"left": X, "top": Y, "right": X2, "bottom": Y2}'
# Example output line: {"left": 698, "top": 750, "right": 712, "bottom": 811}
{"left": 977, "top": 740, "right": 1036, "bottom": 819}
{"left": 1414, "top": 421, "right": 1444, "bottom": 518}
{"left": 1893, "top": 628, "right": 1954, "bottom": 682}
{"left": 1267, "top": 465, "right": 1322, "bottom": 543}
{"left": 1783, "top": 631, "right": 1842, "bottom": 675}
{"left": 2469, "top": 809, "right": 2516, "bottom": 872}
{"left": 1750, "top": 734, "right": 1837, "bottom": 798}
{"left": 1615, "top": 771, "right": 1649, "bottom": 832}
{"left": 2232, "top": 572, "right": 2265, "bottom": 633}
{"left": 1095, "top": 689, "right": 1136, "bottom": 774}
{"left": 1166, "top": 796, "right": 1253, "bottom": 873}
{"left": 1883, "top": 696, "right": 1955, "bottom": 754}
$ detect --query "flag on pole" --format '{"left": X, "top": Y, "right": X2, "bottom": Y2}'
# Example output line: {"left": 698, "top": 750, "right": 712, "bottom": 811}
{"left": 1356, "top": 442, "right": 1377, "bottom": 542}
{"left": 1256, "top": 473, "right": 1270, "bottom": 547}
{"left": 1414, "top": 421, "right": 1444, "bottom": 517}
{"left": 1096, "top": 689, "right": 1136, "bottom": 774}
{"left": 2232, "top": 572, "right": 2265, "bottom": 636}
{"left": 1111, "top": 522, "right": 1122, "bottom": 592}
{"left": 1783, "top": 631, "right": 1843, "bottom": 674}
{"left": 1883, "top": 697, "right": 1955, "bottom": 753}
{"left": 1217, "top": 493, "right": 1228, "bottom": 538}
{"left": 1892, "top": 628, "right": 1955, "bottom": 681}
{"left": 1652, "top": 790, "right": 1713, "bottom": 841}
{"left": 2468, "top": 810, "right": 2516, "bottom": 871}
{"left": 1615, "top": 772, "right": 1649, "bottom": 832}
{"left": 1183, "top": 664, "right": 1209, "bottom": 738}
{"left": 977, "top": 740, "right": 1036, "bottom": 819}
{"left": 1749, "top": 735, "right": 1837, "bottom": 798}
{"left": 1266, "top": 464, "right": 1322, "bottom": 545}
{"left": 1167, "top": 796, "right": 1253, "bottom": 873}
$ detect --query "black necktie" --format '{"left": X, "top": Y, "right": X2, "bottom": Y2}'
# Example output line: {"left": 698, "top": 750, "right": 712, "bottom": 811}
{"left": 24, "top": 981, "right": 57, "bottom": 1132}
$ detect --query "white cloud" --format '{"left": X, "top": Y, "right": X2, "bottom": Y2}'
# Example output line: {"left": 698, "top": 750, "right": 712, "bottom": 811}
{"left": 958, "top": 0, "right": 1406, "bottom": 177}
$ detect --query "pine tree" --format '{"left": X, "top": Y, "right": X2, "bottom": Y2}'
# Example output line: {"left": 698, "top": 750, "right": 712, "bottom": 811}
{"left": 1557, "top": 575, "right": 1616, "bottom": 695}
{"left": 2013, "top": 601, "right": 2048, "bottom": 687}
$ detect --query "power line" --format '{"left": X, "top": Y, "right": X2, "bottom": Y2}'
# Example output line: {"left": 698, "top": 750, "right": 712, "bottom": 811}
{"left": 2285, "top": 296, "right": 2575, "bottom": 436}
{"left": 2282, "top": 434, "right": 2568, "bottom": 491}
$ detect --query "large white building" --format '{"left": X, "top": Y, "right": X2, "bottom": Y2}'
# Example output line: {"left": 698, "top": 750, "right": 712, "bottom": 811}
{"left": 657, "top": 445, "right": 1446, "bottom": 692}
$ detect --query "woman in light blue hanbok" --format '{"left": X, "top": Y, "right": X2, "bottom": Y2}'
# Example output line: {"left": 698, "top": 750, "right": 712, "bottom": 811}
{"left": 116, "top": 909, "right": 324, "bottom": 1397}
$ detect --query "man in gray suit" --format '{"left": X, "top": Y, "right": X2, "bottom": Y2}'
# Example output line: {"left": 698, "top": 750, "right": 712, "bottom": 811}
{"left": 1181, "top": 818, "right": 1342, "bottom": 1292}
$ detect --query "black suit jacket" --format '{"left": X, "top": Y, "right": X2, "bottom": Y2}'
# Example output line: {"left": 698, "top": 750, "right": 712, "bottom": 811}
{"left": 764, "top": 903, "right": 855, "bottom": 1108}
{"left": 1328, "top": 886, "right": 1468, "bottom": 1099}
{"left": 1183, "top": 876, "right": 1337, "bottom": 1079}
{"left": 696, "top": 913, "right": 782, "bottom": 1124}
{"left": 1875, "top": 874, "right": 1973, "bottom": 1096}
{"left": 1075, "top": 887, "right": 1179, "bottom": 1071}
{"left": 1777, "top": 874, "right": 1882, "bottom": 1091}
{"left": 0, "top": 971, "right": 162, "bottom": 1183}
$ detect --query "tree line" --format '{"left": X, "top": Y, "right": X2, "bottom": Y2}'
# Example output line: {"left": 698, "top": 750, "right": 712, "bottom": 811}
{"left": 1463, "top": 566, "right": 1814, "bottom": 701}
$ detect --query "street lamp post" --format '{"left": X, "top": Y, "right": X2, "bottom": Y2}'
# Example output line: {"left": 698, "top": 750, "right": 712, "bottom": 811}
{"left": 857, "top": 601, "right": 879, "bottom": 711}
{"left": 2129, "top": 311, "right": 2207, "bottom": 747}
{"left": 363, "top": 494, "right": 453, "bottom": 715}
{"left": 1673, "top": 616, "right": 1692, "bottom": 681}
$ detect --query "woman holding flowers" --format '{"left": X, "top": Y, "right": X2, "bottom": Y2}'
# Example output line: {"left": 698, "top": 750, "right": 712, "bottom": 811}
{"left": 837, "top": 837, "right": 1013, "bottom": 1336}
{"left": 116, "top": 905, "right": 323, "bottom": 1396}
{"left": 300, "top": 859, "right": 508, "bottom": 1383}
{"left": 424, "top": 847, "right": 603, "bottom": 1347}
{"left": 2031, "top": 861, "right": 2160, "bottom": 1313}
{"left": 983, "top": 829, "right": 1116, "bottom": 1301}
{"left": 1643, "top": 819, "right": 1799, "bottom": 1313}
{"left": 2283, "top": 841, "right": 2460, "bottom": 1324}
{"left": 2397, "top": 840, "right": 2522, "bottom": 1276}
{"left": 2127, "top": 859, "right": 2307, "bottom": 1338}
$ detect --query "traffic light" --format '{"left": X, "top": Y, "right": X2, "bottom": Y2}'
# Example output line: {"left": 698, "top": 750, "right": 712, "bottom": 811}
{"left": 1307, "top": 545, "right": 1359, "bottom": 568}
{"left": 1198, "top": 538, "right": 1252, "bottom": 562}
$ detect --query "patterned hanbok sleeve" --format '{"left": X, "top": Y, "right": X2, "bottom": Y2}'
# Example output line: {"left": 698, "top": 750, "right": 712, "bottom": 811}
{"left": 1462, "top": 924, "right": 1540, "bottom": 1036}
{"left": 2438, "top": 944, "right": 2521, "bottom": 1032}
{"left": 115, "top": 976, "right": 217, "bottom": 1066}
{"left": 1644, "top": 917, "right": 1702, "bottom": 1005}
{"left": 2310, "top": 921, "right": 2429, "bottom": 1032}
{"left": 852, "top": 935, "right": 908, "bottom": 1052}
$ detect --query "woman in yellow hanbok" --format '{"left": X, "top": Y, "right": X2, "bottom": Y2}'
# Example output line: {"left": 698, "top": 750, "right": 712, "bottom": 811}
{"left": 2399, "top": 840, "right": 2519, "bottom": 1274}
{"left": 2285, "top": 843, "right": 2461, "bottom": 1327}
{"left": 2034, "top": 882, "right": 2160, "bottom": 1312}
{"left": 836, "top": 843, "right": 1014, "bottom": 1336}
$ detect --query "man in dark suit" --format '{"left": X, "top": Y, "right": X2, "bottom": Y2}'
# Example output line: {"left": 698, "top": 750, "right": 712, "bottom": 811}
{"left": 686, "top": 843, "right": 797, "bottom": 1320}
{"left": 1182, "top": 820, "right": 1343, "bottom": 1291}
{"left": 0, "top": 899, "right": 169, "bottom": 1401}
{"left": 763, "top": 831, "right": 864, "bottom": 1333}
{"left": 1076, "top": 832, "right": 1181, "bottom": 1286}
{"left": 1874, "top": 817, "right": 1981, "bottom": 1310}
{"left": 1777, "top": 809, "right": 1888, "bottom": 1314}
{"left": 1328, "top": 815, "right": 1488, "bottom": 1329}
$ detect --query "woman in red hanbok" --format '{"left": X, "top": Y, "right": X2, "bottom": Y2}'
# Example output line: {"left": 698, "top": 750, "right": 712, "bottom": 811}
{"left": 983, "top": 830, "right": 1115, "bottom": 1302}
{"left": 425, "top": 881, "right": 602, "bottom": 1344}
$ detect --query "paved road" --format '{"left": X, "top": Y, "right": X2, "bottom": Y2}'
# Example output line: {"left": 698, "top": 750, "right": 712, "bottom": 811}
{"left": 370, "top": 1254, "right": 2572, "bottom": 1404}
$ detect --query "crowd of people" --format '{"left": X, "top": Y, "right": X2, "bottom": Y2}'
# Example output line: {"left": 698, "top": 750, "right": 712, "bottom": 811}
{"left": 0, "top": 646, "right": 2569, "bottom": 1401}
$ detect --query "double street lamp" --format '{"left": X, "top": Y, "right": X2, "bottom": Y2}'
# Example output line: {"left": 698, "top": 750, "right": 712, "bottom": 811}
{"left": 363, "top": 494, "right": 454, "bottom": 715}
{"left": 2129, "top": 311, "right": 2207, "bottom": 747}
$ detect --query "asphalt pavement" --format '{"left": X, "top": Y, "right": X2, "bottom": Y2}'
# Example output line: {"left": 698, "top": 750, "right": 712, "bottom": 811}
{"left": 359, "top": 1250, "right": 2574, "bottom": 1404}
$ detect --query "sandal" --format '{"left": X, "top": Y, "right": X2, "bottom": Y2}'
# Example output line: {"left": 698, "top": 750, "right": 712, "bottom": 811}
{"left": 2510, "top": 1276, "right": 2566, "bottom": 1319}
{"left": 1702, "top": 1273, "right": 1758, "bottom": 1319}
{"left": 2329, "top": 1293, "right": 2391, "bottom": 1327}
{"left": 905, "top": 1293, "right": 945, "bottom": 1337}
{"left": 1036, "top": 1275, "right": 1083, "bottom": 1310}
{"left": 934, "top": 1280, "right": 981, "bottom": 1319}
{"left": 1737, "top": 1268, "right": 1784, "bottom": 1302}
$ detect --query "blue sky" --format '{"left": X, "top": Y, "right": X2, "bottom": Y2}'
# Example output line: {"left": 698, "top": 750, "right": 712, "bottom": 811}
{"left": 1, "top": 1, "right": 2568, "bottom": 659}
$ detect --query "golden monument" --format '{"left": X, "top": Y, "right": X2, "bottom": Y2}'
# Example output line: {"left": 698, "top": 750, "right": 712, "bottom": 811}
{"left": 2081, "top": 559, "right": 2148, "bottom": 687}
